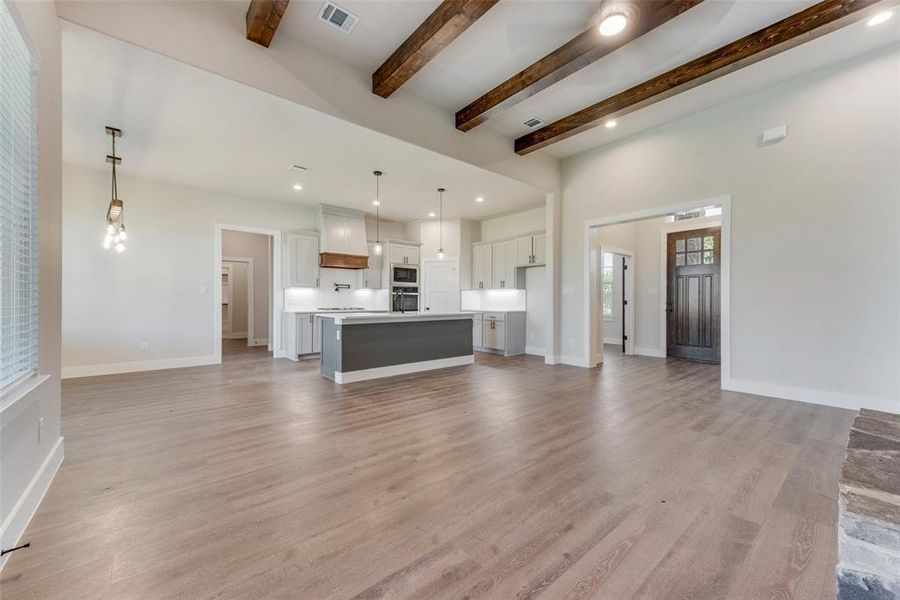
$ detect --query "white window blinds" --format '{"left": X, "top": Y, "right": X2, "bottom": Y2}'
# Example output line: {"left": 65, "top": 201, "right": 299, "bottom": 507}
{"left": 0, "top": 3, "right": 38, "bottom": 392}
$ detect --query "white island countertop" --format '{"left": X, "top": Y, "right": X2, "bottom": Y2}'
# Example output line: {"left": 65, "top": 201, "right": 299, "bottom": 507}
{"left": 318, "top": 312, "right": 474, "bottom": 325}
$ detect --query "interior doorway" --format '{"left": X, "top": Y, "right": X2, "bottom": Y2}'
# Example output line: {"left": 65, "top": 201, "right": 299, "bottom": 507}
{"left": 216, "top": 226, "right": 279, "bottom": 362}
{"left": 599, "top": 249, "right": 634, "bottom": 355}
{"left": 666, "top": 227, "right": 721, "bottom": 363}
{"left": 585, "top": 198, "right": 729, "bottom": 376}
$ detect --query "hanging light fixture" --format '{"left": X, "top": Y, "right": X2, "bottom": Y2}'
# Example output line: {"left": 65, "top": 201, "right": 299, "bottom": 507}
{"left": 437, "top": 187, "right": 445, "bottom": 260}
{"left": 372, "top": 170, "right": 383, "bottom": 256}
{"left": 103, "top": 126, "right": 127, "bottom": 253}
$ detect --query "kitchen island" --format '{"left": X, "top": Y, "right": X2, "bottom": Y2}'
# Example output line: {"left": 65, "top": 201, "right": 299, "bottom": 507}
{"left": 318, "top": 312, "right": 474, "bottom": 383}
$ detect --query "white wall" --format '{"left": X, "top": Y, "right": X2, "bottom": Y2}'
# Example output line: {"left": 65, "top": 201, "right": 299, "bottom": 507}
{"left": 1, "top": 0, "right": 64, "bottom": 570}
{"left": 481, "top": 206, "right": 545, "bottom": 242}
{"left": 62, "top": 164, "right": 316, "bottom": 376}
{"left": 560, "top": 45, "right": 900, "bottom": 411}
{"left": 222, "top": 230, "right": 270, "bottom": 344}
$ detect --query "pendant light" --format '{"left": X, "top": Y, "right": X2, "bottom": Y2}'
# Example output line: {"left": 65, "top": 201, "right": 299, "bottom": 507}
{"left": 102, "top": 126, "right": 127, "bottom": 253}
{"left": 372, "top": 170, "right": 383, "bottom": 256}
{"left": 437, "top": 187, "right": 445, "bottom": 260}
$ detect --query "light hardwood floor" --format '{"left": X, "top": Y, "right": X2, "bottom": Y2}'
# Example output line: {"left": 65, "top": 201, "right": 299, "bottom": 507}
{"left": 1, "top": 344, "right": 853, "bottom": 599}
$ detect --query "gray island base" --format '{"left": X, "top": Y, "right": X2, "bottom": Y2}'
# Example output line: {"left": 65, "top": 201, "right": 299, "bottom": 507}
{"left": 319, "top": 312, "right": 475, "bottom": 384}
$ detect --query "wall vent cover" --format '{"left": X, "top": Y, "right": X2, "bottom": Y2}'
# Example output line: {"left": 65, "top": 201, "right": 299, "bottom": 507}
{"left": 522, "top": 117, "right": 544, "bottom": 128}
{"left": 319, "top": 1, "right": 359, "bottom": 33}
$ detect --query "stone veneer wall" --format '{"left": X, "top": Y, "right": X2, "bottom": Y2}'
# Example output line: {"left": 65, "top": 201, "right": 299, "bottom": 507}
{"left": 837, "top": 409, "right": 900, "bottom": 599}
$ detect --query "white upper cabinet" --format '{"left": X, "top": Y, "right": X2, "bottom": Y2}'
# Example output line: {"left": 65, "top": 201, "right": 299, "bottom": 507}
{"left": 472, "top": 243, "right": 492, "bottom": 289}
{"left": 514, "top": 234, "right": 546, "bottom": 266}
{"left": 532, "top": 233, "right": 546, "bottom": 265}
{"left": 284, "top": 231, "right": 319, "bottom": 288}
{"left": 364, "top": 243, "right": 383, "bottom": 289}
{"left": 514, "top": 236, "right": 533, "bottom": 267}
{"left": 471, "top": 232, "right": 545, "bottom": 290}
{"left": 388, "top": 242, "right": 419, "bottom": 265}
{"left": 491, "top": 240, "right": 516, "bottom": 289}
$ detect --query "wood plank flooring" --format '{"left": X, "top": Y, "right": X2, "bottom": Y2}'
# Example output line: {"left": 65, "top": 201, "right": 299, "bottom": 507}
{"left": 0, "top": 344, "right": 854, "bottom": 599}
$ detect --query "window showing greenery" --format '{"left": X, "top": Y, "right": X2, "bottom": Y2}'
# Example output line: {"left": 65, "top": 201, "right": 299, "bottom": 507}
{"left": 601, "top": 252, "right": 613, "bottom": 319}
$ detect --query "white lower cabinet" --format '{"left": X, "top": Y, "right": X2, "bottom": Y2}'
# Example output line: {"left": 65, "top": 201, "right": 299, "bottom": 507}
{"left": 472, "top": 313, "right": 483, "bottom": 347}
{"left": 297, "top": 313, "right": 321, "bottom": 356}
{"left": 472, "top": 311, "right": 525, "bottom": 356}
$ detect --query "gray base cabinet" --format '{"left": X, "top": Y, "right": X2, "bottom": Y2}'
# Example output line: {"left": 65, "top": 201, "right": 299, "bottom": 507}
{"left": 471, "top": 311, "right": 525, "bottom": 356}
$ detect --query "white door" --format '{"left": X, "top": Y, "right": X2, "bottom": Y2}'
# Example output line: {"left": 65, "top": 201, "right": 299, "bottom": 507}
{"left": 424, "top": 260, "right": 460, "bottom": 313}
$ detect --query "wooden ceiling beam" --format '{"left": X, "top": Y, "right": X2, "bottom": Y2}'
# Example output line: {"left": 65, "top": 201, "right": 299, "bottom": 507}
{"left": 372, "top": 0, "right": 499, "bottom": 98}
{"left": 515, "top": 0, "right": 893, "bottom": 155}
{"left": 246, "top": 0, "right": 290, "bottom": 48}
{"left": 456, "top": 0, "right": 704, "bottom": 132}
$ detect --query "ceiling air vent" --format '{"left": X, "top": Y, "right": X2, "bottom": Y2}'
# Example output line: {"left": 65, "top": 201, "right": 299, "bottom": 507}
{"left": 522, "top": 117, "right": 544, "bottom": 129}
{"left": 319, "top": 1, "right": 359, "bottom": 34}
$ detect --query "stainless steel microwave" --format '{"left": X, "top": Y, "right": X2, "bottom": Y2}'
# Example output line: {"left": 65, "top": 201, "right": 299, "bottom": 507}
{"left": 390, "top": 263, "right": 418, "bottom": 286}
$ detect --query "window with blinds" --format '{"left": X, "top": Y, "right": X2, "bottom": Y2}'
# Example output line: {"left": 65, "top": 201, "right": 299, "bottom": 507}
{"left": 0, "top": 3, "right": 39, "bottom": 392}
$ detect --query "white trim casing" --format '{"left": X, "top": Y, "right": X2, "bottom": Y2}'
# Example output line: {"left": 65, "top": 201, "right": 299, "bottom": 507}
{"left": 657, "top": 217, "right": 722, "bottom": 361}
{"left": 215, "top": 224, "right": 283, "bottom": 362}
{"left": 334, "top": 355, "right": 475, "bottom": 384}
{"left": 582, "top": 195, "right": 732, "bottom": 387}
{"left": 0, "top": 437, "right": 63, "bottom": 572}
{"left": 62, "top": 355, "right": 218, "bottom": 379}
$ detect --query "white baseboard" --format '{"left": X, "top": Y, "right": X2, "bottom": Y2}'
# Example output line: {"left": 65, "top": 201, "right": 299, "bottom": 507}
{"left": 222, "top": 332, "right": 248, "bottom": 340}
{"left": 635, "top": 347, "right": 666, "bottom": 358}
{"left": 249, "top": 337, "right": 269, "bottom": 347}
{"left": 335, "top": 355, "right": 475, "bottom": 384}
{"left": 557, "top": 354, "right": 592, "bottom": 368}
{"left": 0, "top": 436, "right": 64, "bottom": 572}
{"left": 602, "top": 337, "right": 622, "bottom": 345}
{"left": 723, "top": 377, "right": 898, "bottom": 412}
{"left": 62, "top": 354, "right": 219, "bottom": 379}
{"left": 525, "top": 346, "right": 545, "bottom": 357}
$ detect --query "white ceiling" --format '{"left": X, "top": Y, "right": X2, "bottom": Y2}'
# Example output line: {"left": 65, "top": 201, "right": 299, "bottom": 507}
{"left": 61, "top": 23, "right": 547, "bottom": 223}
{"left": 274, "top": 0, "right": 899, "bottom": 158}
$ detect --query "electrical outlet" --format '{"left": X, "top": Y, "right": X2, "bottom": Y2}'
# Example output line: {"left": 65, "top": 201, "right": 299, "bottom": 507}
{"left": 199, "top": 285, "right": 208, "bottom": 295}
{"left": 139, "top": 341, "right": 149, "bottom": 350}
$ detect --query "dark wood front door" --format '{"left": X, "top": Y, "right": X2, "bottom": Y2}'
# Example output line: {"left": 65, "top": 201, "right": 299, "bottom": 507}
{"left": 667, "top": 228, "right": 721, "bottom": 363}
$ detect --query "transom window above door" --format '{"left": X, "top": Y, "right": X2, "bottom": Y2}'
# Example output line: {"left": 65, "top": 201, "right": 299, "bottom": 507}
{"left": 674, "top": 235, "right": 716, "bottom": 266}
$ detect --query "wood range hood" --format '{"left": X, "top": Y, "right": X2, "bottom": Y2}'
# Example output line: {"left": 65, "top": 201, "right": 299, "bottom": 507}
{"left": 316, "top": 204, "right": 369, "bottom": 270}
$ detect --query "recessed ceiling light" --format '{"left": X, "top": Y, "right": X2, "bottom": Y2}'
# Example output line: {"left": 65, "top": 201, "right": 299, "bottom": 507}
{"left": 372, "top": 200, "right": 380, "bottom": 206}
{"left": 475, "top": 196, "right": 485, "bottom": 203}
{"left": 604, "top": 119, "right": 617, "bottom": 129}
{"left": 292, "top": 183, "right": 303, "bottom": 190}
{"left": 598, "top": 13, "right": 627, "bottom": 36}
{"left": 428, "top": 212, "right": 436, "bottom": 217}
{"left": 867, "top": 11, "right": 893, "bottom": 26}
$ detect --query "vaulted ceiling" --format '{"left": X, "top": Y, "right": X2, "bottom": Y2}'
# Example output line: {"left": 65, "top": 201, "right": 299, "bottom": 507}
{"left": 249, "top": 0, "right": 899, "bottom": 158}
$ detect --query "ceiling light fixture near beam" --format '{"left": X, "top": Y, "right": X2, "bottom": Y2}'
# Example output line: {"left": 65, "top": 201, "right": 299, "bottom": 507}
{"left": 293, "top": 183, "right": 303, "bottom": 190}
{"left": 514, "top": 0, "right": 890, "bottom": 155}
{"left": 598, "top": 13, "right": 628, "bottom": 36}
{"left": 475, "top": 196, "right": 485, "bottom": 203}
{"left": 604, "top": 119, "right": 617, "bottom": 128}
{"left": 454, "top": 0, "right": 704, "bottom": 132}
